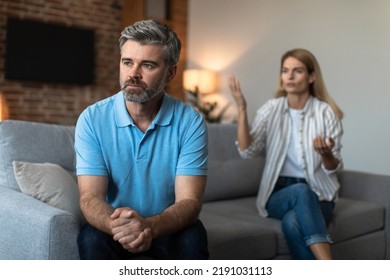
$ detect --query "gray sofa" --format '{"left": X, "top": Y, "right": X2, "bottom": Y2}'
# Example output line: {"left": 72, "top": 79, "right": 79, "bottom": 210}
{"left": 202, "top": 124, "right": 390, "bottom": 259}
{"left": 1, "top": 120, "right": 389, "bottom": 259}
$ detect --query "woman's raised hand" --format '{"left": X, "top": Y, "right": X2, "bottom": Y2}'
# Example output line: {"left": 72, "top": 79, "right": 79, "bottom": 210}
{"left": 228, "top": 75, "right": 247, "bottom": 110}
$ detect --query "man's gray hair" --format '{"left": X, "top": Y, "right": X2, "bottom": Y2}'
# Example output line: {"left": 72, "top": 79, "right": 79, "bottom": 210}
{"left": 119, "top": 19, "right": 181, "bottom": 66}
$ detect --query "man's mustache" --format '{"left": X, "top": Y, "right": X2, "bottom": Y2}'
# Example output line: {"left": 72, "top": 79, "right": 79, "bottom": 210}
{"left": 122, "top": 78, "right": 146, "bottom": 90}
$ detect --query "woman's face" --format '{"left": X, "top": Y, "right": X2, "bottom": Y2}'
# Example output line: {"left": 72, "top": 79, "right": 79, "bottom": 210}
{"left": 281, "top": 56, "right": 314, "bottom": 96}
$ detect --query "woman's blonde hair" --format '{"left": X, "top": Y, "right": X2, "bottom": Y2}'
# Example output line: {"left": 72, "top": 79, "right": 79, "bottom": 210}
{"left": 275, "top": 48, "right": 344, "bottom": 119}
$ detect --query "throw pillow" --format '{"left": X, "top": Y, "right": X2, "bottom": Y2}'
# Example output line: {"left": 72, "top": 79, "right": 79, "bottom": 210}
{"left": 12, "top": 161, "right": 85, "bottom": 225}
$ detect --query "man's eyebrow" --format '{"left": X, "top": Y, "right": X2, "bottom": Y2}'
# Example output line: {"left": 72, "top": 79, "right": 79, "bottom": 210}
{"left": 142, "top": 60, "right": 158, "bottom": 65}
{"left": 120, "top": 57, "right": 158, "bottom": 65}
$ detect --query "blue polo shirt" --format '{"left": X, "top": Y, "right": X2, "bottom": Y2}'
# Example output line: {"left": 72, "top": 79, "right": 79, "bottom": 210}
{"left": 75, "top": 92, "right": 208, "bottom": 217}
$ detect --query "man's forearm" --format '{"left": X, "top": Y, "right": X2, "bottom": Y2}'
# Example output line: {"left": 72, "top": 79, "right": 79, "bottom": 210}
{"left": 80, "top": 195, "right": 115, "bottom": 235}
{"left": 147, "top": 198, "right": 201, "bottom": 239}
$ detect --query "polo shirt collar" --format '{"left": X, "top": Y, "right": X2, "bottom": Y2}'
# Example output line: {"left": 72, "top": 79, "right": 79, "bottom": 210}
{"left": 114, "top": 91, "right": 133, "bottom": 127}
{"left": 152, "top": 93, "right": 173, "bottom": 127}
{"left": 114, "top": 91, "right": 173, "bottom": 128}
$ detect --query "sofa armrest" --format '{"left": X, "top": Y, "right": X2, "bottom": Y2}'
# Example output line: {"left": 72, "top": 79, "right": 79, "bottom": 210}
{"left": 338, "top": 170, "right": 390, "bottom": 259}
{"left": 0, "top": 186, "right": 80, "bottom": 259}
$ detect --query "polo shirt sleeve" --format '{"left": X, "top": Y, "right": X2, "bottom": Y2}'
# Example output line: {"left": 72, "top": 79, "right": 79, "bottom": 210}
{"left": 176, "top": 112, "right": 208, "bottom": 176}
{"left": 75, "top": 109, "right": 108, "bottom": 176}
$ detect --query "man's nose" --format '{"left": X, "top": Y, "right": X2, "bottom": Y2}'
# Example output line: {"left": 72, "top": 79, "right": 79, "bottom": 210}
{"left": 128, "top": 65, "right": 142, "bottom": 79}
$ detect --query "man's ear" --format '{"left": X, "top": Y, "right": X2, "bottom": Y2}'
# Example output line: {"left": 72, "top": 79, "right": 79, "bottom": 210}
{"left": 165, "top": 65, "right": 177, "bottom": 83}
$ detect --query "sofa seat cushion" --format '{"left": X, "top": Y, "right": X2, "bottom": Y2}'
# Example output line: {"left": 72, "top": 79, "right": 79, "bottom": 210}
{"left": 200, "top": 211, "right": 277, "bottom": 259}
{"left": 201, "top": 197, "right": 290, "bottom": 256}
{"left": 330, "top": 197, "right": 384, "bottom": 243}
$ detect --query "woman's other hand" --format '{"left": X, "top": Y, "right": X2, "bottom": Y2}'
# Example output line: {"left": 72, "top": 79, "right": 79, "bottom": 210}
{"left": 313, "top": 136, "right": 334, "bottom": 156}
{"left": 313, "top": 136, "right": 340, "bottom": 170}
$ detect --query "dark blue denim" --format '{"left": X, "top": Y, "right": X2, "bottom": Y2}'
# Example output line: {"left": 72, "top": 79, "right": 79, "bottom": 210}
{"left": 78, "top": 219, "right": 209, "bottom": 260}
{"left": 266, "top": 176, "right": 334, "bottom": 259}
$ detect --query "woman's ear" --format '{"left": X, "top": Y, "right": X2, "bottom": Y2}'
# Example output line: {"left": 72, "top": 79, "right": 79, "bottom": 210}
{"left": 309, "top": 72, "right": 315, "bottom": 84}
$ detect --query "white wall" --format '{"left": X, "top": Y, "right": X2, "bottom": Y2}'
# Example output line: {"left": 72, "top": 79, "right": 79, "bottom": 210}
{"left": 187, "top": 0, "right": 390, "bottom": 176}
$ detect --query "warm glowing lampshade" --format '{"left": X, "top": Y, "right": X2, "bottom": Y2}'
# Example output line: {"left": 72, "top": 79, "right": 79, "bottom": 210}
{"left": 0, "top": 92, "right": 9, "bottom": 120}
{"left": 183, "top": 69, "right": 217, "bottom": 94}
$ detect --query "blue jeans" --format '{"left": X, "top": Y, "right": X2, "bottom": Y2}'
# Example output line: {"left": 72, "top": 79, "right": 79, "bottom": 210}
{"left": 78, "top": 219, "right": 209, "bottom": 260}
{"left": 266, "top": 177, "right": 334, "bottom": 260}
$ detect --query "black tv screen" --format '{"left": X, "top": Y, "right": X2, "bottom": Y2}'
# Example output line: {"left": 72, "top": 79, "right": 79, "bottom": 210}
{"left": 5, "top": 17, "right": 95, "bottom": 85}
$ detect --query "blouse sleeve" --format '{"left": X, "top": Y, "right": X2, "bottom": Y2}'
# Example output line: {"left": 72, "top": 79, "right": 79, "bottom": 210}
{"left": 237, "top": 100, "right": 273, "bottom": 159}
{"left": 321, "top": 107, "right": 344, "bottom": 174}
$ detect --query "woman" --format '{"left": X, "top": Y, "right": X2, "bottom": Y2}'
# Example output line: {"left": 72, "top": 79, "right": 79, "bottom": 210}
{"left": 228, "top": 48, "right": 343, "bottom": 259}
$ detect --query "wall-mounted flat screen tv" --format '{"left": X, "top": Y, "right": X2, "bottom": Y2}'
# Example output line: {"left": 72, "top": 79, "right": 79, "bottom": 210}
{"left": 5, "top": 17, "right": 95, "bottom": 85}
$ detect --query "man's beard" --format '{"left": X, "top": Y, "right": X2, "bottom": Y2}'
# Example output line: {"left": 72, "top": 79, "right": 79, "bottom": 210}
{"left": 121, "top": 78, "right": 163, "bottom": 103}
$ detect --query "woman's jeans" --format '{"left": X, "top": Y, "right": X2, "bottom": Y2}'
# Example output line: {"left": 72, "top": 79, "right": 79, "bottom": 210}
{"left": 266, "top": 177, "right": 334, "bottom": 260}
{"left": 78, "top": 219, "right": 209, "bottom": 260}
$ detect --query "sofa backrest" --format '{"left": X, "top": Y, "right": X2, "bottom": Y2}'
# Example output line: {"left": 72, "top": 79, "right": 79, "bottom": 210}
{"left": 203, "top": 123, "right": 264, "bottom": 202}
{"left": 0, "top": 120, "right": 76, "bottom": 191}
{"left": 0, "top": 120, "right": 264, "bottom": 200}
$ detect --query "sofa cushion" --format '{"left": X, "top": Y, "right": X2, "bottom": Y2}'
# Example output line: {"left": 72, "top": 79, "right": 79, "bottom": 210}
{"left": 204, "top": 159, "right": 263, "bottom": 202}
{"left": 331, "top": 231, "right": 386, "bottom": 260}
{"left": 13, "top": 161, "right": 85, "bottom": 225}
{"left": 204, "top": 124, "right": 264, "bottom": 202}
{"left": 200, "top": 211, "right": 277, "bottom": 259}
{"left": 201, "top": 197, "right": 290, "bottom": 256}
{"left": 330, "top": 197, "right": 384, "bottom": 243}
{"left": 0, "top": 120, "right": 75, "bottom": 191}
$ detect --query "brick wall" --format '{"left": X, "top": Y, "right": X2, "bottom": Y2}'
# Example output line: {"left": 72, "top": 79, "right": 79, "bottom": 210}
{"left": 163, "top": 0, "right": 187, "bottom": 100}
{"left": 0, "top": 0, "right": 123, "bottom": 125}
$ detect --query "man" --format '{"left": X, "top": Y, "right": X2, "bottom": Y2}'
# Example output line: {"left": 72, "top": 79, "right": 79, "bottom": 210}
{"left": 75, "top": 19, "right": 209, "bottom": 259}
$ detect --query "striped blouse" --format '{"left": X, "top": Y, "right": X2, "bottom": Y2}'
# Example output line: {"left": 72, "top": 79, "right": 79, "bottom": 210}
{"left": 237, "top": 96, "right": 343, "bottom": 217}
